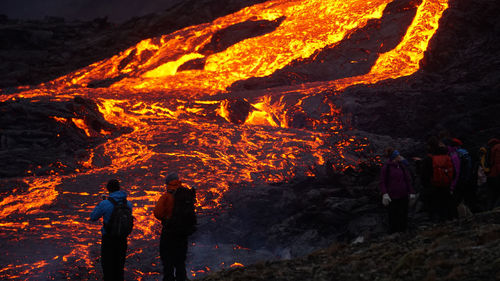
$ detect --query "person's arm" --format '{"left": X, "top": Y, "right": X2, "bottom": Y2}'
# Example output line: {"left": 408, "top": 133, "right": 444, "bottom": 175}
{"left": 379, "top": 163, "right": 388, "bottom": 195}
{"left": 90, "top": 201, "right": 105, "bottom": 221}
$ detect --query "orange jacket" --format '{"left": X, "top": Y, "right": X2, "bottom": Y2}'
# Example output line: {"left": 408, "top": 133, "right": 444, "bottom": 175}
{"left": 154, "top": 180, "right": 182, "bottom": 221}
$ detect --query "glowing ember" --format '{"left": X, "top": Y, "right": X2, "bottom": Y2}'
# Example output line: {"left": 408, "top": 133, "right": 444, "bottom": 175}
{"left": 230, "top": 262, "right": 244, "bottom": 268}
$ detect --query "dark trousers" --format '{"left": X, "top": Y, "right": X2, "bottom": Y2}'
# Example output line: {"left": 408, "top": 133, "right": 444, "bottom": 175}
{"left": 487, "top": 176, "right": 500, "bottom": 210}
{"left": 101, "top": 234, "right": 127, "bottom": 281}
{"left": 160, "top": 230, "right": 188, "bottom": 281}
{"left": 430, "top": 188, "right": 456, "bottom": 221}
{"left": 454, "top": 181, "right": 479, "bottom": 213}
{"left": 387, "top": 198, "right": 409, "bottom": 234}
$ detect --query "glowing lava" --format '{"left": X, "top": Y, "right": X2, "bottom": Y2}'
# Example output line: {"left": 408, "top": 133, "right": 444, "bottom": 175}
{"left": 0, "top": 0, "right": 449, "bottom": 279}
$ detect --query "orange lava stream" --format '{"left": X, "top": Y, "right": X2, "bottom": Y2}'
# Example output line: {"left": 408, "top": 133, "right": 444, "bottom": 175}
{"left": 0, "top": 176, "right": 61, "bottom": 219}
{"left": 36, "top": 0, "right": 393, "bottom": 94}
{"left": 320, "top": 0, "right": 449, "bottom": 91}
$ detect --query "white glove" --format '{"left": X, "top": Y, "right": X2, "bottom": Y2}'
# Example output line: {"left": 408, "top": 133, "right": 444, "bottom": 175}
{"left": 409, "top": 194, "right": 416, "bottom": 200}
{"left": 382, "top": 193, "right": 391, "bottom": 206}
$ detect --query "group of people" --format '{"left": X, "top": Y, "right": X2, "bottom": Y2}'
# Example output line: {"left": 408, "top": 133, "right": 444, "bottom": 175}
{"left": 379, "top": 134, "right": 500, "bottom": 234}
{"left": 90, "top": 172, "right": 195, "bottom": 281}
{"left": 86, "top": 135, "right": 500, "bottom": 279}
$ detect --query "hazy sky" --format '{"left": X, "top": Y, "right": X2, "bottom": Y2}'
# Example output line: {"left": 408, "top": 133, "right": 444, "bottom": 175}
{"left": 0, "top": 0, "right": 183, "bottom": 22}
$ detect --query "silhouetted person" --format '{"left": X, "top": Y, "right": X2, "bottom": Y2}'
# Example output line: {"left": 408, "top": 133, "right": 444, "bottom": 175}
{"left": 449, "top": 138, "right": 476, "bottom": 212}
{"left": 90, "top": 179, "right": 133, "bottom": 281}
{"left": 154, "top": 172, "right": 197, "bottom": 281}
{"left": 379, "top": 148, "right": 415, "bottom": 233}
{"left": 438, "top": 130, "right": 461, "bottom": 196}
{"left": 419, "top": 136, "right": 456, "bottom": 221}
{"left": 475, "top": 147, "right": 490, "bottom": 211}
{"left": 487, "top": 138, "right": 500, "bottom": 209}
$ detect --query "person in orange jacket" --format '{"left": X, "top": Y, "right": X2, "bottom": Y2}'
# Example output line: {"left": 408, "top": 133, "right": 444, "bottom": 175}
{"left": 154, "top": 172, "right": 189, "bottom": 281}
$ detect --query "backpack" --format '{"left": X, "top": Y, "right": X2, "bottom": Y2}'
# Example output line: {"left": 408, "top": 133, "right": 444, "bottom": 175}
{"left": 105, "top": 198, "right": 134, "bottom": 237}
{"left": 164, "top": 187, "right": 197, "bottom": 236}
{"left": 430, "top": 154, "right": 454, "bottom": 188}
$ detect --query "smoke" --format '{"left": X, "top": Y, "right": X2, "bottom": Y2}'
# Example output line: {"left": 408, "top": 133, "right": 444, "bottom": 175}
{"left": 0, "top": 0, "right": 183, "bottom": 22}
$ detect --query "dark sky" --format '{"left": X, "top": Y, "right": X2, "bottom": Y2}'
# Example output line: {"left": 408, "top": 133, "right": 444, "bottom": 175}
{"left": 0, "top": 0, "right": 183, "bottom": 22}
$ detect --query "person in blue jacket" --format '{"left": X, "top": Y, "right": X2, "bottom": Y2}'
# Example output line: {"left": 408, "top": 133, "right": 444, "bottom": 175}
{"left": 90, "top": 179, "right": 133, "bottom": 281}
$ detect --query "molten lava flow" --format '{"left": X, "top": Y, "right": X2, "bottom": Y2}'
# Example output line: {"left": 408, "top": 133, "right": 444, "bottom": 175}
{"left": 42, "top": 0, "right": 395, "bottom": 93}
{"left": 370, "top": 0, "right": 448, "bottom": 78}
{"left": 72, "top": 118, "right": 92, "bottom": 137}
{"left": 0, "top": 176, "right": 61, "bottom": 219}
{"left": 0, "top": 0, "right": 450, "bottom": 279}
{"left": 318, "top": 0, "right": 449, "bottom": 91}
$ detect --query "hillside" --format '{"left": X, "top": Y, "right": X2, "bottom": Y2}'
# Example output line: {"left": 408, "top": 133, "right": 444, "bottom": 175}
{"left": 200, "top": 208, "right": 500, "bottom": 281}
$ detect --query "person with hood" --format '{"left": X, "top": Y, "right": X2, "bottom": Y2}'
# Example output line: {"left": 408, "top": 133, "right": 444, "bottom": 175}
{"left": 487, "top": 138, "right": 500, "bottom": 209}
{"left": 475, "top": 147, "right": 490, "bottom": 210}
{"left": 449, "top": 138, "right": 476, "bottom": 212}
{"left": 90, "top": 179, "right": 133, "bottom": 281}
{"left": 419, "top": 136, "right": 456, "bottom": 221}
{"left": 154, "top": 172, "right": 196, "bottom": 281}
{"left": 379, "top": 147, "right": 416, "bottom": 233}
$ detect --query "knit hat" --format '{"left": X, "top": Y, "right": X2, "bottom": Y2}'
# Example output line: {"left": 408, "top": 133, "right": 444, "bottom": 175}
{"left": 390, "top": 150, "right": 400, "bottom": 160}
{"left": 106, "top": 179, "right": 120, "bottom": 192}
{"left": 451, "top": 138, "right": 463, "bottom": 146}
{"left": 165, "top": 172, "right": 179, "bottom": 184}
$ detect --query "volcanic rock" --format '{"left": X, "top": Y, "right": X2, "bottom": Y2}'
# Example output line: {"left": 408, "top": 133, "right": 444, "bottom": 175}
{"left": 199, "top": 208, "right": 500, "bottom": 281}
{"left": 0, "top": 96, "right": 131, "bottom": 178}
{"left": 199, "top": 17, "right": 285, "bottom": 56}
{"left": 331, "top": 0, "right": 500, "bottom": 145}
{"left": 222, "top": 98, "right": 254, "bottom": 124}
{"left": 199, "top": 166, "right": 389, "bottom": 259}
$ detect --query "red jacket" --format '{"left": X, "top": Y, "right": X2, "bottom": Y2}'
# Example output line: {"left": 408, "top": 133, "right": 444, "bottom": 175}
{"left": 488, "top": 139, "right": 500, "bottom": 178}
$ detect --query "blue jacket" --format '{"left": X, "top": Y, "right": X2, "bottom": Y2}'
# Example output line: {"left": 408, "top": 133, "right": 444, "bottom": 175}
{"left": 90, "top": 190, "right": 132, "bottom": 235}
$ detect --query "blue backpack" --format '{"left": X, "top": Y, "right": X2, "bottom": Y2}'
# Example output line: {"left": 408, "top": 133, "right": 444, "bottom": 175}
{"left": 457, "top": 148, "right": 472, "bottom": 183}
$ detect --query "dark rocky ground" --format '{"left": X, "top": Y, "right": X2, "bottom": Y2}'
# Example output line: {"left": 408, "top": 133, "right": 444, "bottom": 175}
{"left": 198, "top": 166, "right": 391, "bottom": 258}
{"left": 200, "top": 208, "right": 500, "bottom": 281}
{"left": 335, "top": 0, "right": 500, "bottom": 148}
{"left": 0, "top": 97, "right": 131, "bottom": 178}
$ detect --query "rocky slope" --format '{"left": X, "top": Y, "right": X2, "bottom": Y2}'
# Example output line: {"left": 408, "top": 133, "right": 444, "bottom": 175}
{"left": 227, "top": 0, "right": 500, "bottom": 150}
{"left": 199, "top": 208, "right": 500, "bottom": 281}
{"left": 0, "top": 97, "right": 130, "bottom": 178}
{"left": 333, "top": 0, "right": 500, "bottom": 146}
